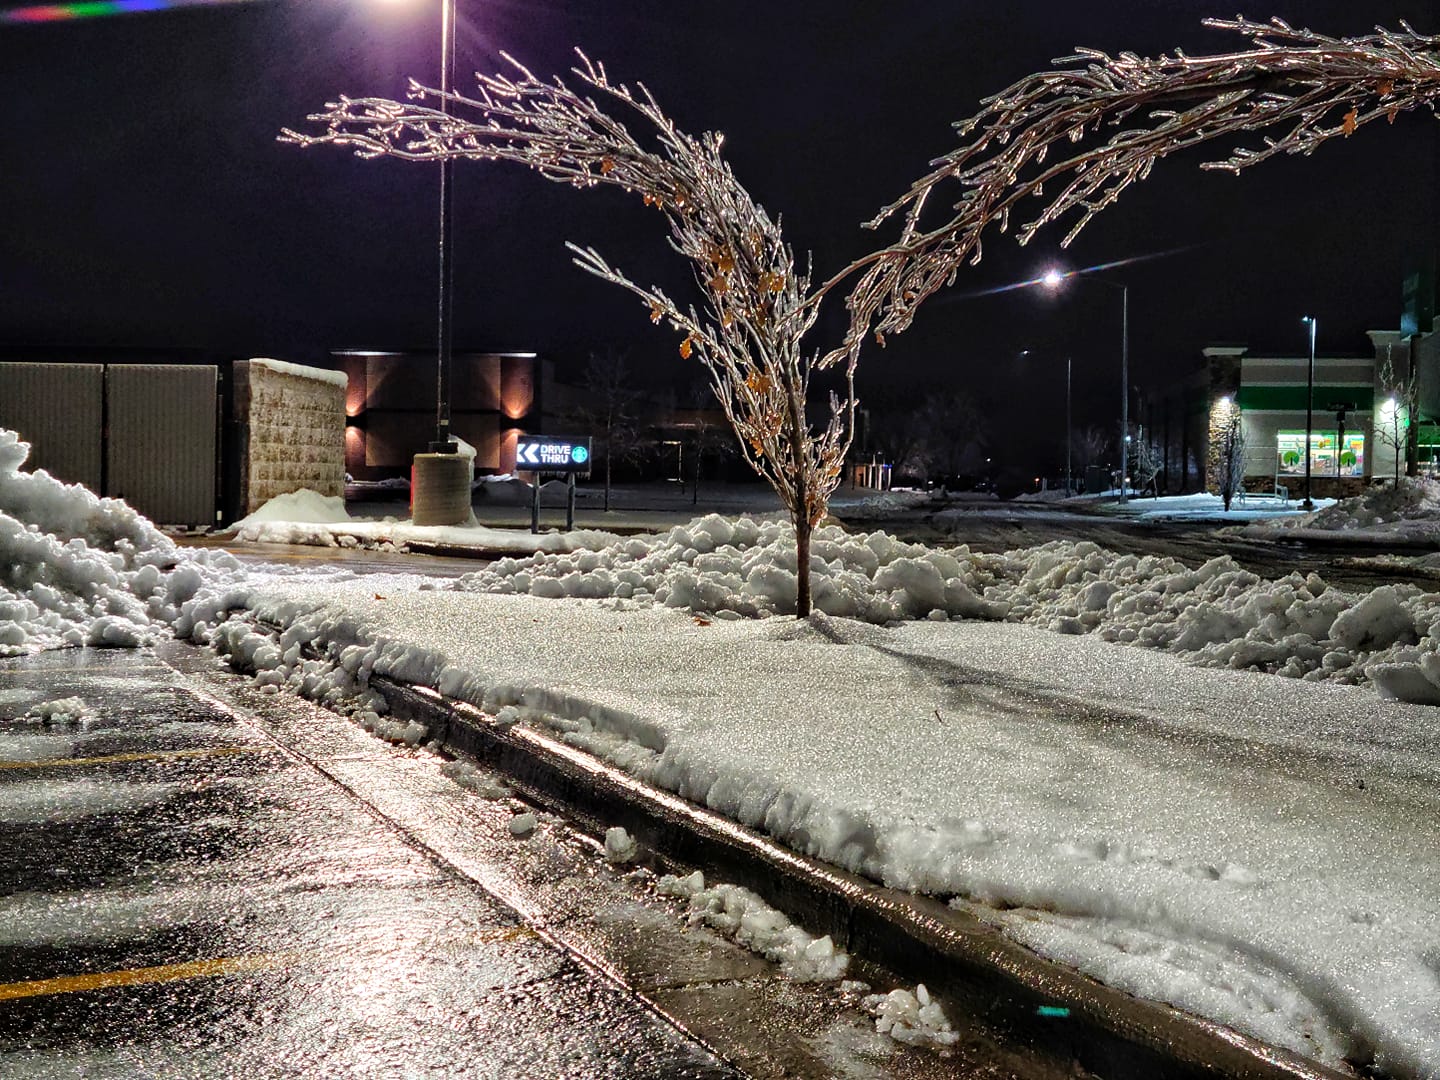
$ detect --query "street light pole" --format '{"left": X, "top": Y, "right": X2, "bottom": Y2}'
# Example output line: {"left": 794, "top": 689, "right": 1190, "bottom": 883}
{"left": 1120, "top": 284, "right": 1129, "bottom": 499}
{"left": 1042, "top": 267, "right": 1129, "bottom": 499}
{"left": 430, "top": 0, "right": 458, "bottom": 453}
{"left": 1020, "top": 348, "right": 1074, "bottom": 495}
{"left": 1302, "top": 315, "right": 1317, "bottom": 510}
{"left": 1065, "top": 354, "right": 1073, "bottom": 495}
{"left": 409, "top": 0, "right": 470, "bottom": 526}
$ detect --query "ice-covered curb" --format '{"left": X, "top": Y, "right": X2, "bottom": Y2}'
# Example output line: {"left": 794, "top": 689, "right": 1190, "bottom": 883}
{"left": 656, "top": 869, "right": 849, "bottom": 982}
{"left": 457, "top": 512, "right": 1440, "bottom": 704}
{"left": 0, "top": 429, "right": 245, "bottom": 655}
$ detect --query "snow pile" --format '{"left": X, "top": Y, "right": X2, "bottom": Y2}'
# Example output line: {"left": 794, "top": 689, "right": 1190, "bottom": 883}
{"left": 23, "top": 696, "right": 92, "bottom": 727}
{"left": 455, "top": 514, "right": 1440, "bottom": 703}
{"left": 226, "top": 489, "right": 350, "bottom": 531}
{"left": 860, "top": 983, "right": 959, "bottom": 1049}
{"left": 656, "top": 869, "right": 849, "bottom": 982}
{"left": 464, "top": 514, "right": 1008, "bottom": 622}
{"left": 1247, "top": 477, "right": 1440, "bottom": 543}
{"left": 0, "top": 428, "right": 243, "bottom": 655}
{"left": 508, "top": 811, "right": 538, "bottom": 838}
{"left": 1304, "top": 476, "right": 1440, "bottom": 530}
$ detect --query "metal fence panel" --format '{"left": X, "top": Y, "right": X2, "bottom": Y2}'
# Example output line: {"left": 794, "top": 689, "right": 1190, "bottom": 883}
{"left": 0, "top": 362, "right": 104, "bottom": 489}
{"left": 107, "top": 364, "right": 217, "bottom": 525}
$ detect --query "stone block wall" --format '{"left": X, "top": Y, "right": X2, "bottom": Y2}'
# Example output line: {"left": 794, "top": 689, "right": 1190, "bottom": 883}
{"left": 234, "top": 359, "right": 346, "bottom": 515}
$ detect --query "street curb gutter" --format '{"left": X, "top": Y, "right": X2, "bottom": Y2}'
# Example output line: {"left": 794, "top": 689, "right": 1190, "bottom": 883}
{"left": 376, "top": 676, "right": 1351, "bottom": 1080}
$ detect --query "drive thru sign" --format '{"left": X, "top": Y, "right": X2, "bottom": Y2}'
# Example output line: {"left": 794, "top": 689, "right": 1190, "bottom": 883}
{"left": 515, "top": 436, "right": 591, "bottom": 472}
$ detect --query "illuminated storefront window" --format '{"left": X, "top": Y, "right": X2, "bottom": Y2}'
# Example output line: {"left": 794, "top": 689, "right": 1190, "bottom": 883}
{"left": 1276, "top": 430, "right": 1364, "bottom": 477}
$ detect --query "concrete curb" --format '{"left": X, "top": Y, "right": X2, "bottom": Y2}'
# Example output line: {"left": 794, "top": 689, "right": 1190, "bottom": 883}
{"left": 375, "top": 676, "right": 1352, "bottom": 1080}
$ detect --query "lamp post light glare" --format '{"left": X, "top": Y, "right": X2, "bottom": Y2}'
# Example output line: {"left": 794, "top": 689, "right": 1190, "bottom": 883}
{"left": 1041, "top": 265, "right": 1130, "bottom": 499}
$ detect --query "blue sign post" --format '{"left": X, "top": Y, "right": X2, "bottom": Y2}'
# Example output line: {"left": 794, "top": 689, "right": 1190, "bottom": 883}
{"left": 515, "top": 436, "right": 591, "bottom": 532}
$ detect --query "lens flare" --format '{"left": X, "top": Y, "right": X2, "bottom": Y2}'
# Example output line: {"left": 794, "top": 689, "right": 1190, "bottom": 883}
{"left": 2, "top": 0, "right": 250, "bottom": 23}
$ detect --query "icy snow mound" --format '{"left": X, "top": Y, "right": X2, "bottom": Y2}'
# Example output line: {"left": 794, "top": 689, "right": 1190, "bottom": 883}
{"left": 0, "top": 428, "right": 243, "bottom": 655}
{"left": 1309, "top": 476, "right": 1440, "bottom": 529}
{"left": 455, "top": 514, "right": 1440, "bottom": 703}
{"left": 227, "top": 489, "right": 350, "bottom": 530}
{"left": 1249, "top": 476, "right": 1440, "bottom": 542}
{"left": 460, "top": 514, "right": 1010, "bottom": 622}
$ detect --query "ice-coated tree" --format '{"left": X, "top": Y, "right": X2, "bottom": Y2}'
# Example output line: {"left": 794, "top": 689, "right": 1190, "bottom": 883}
{"left": 1070, "top": 425, "right": 1111, "bottom": 479}
{"left": 1375, "top": 345, "right": 1420, "bottom": 482}
{"left": 286, "top": 54, "right": 853, "bottom": 616}
{"left": 1217, "top": 415, "right": 1248, "bottom": 512}
{"left": 568, "top": 349, "right": 645, "bottom": 512}
{"left": 287, "top": 17, "right": 1440, "bottom": 613}
{"left": 1128, "top": 428, "right": 1164, "bottom": 497}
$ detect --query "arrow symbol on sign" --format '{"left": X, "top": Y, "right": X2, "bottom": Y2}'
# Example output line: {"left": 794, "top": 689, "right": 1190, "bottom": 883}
{"left": 519, "top": 443, "right": 540, "bottom": 466}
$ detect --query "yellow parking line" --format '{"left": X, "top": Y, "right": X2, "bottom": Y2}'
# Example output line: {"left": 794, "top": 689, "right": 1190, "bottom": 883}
{"left": 0, "top": 953, "right": 289, "bottom": 1002}
{"left": 0, "top": 746, "right": 267, "bottom": 770}
{"left": 0, "top": 926, "right": 538, "bottom": 1003}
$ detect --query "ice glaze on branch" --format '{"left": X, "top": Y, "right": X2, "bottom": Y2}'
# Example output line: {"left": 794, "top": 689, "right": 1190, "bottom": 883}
{"left": 283, "top": 51, "right": 852, "bottom": 616}
{"left": 832, "top": 16, "right": 1440, "bottom": 355}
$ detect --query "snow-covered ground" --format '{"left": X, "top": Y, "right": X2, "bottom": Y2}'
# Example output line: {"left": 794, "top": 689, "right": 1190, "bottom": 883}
{"left": 209, "top": 578, "right": 1438, "bottom": 1075}
{"left": 4, "top": 427, "right": 1440, "bottom": 1077}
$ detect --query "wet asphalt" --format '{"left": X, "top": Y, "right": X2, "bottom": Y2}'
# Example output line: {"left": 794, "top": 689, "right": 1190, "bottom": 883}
{"left": 0, "top": 643, "right": 1049, "bottom": 1079}
{"left": 0, "top": 647, "right": 737, "bottom": 1079}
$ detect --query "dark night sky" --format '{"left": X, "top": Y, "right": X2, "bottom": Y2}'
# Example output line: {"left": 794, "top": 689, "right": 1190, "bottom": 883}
{"left": 2, "top": 0, "right": 1437, "bottom": 472}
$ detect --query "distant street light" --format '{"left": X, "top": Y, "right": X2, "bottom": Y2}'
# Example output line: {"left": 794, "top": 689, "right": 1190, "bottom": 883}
{"left": 1302, "top": 315, "right": 1317, "bottom": 510}
{"left": 1020, "top": 349, "right": 1072, "bottom": 495}
{"left": 1042, "top": 267, "right": 1130, "bottom": 499}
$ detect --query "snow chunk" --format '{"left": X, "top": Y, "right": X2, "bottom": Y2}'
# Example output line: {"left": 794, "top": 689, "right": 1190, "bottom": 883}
{"left": 23, "top": 697, "right": 92, "bottom": 726}
{"left": 603, "top": 826, "right": 639, "bottom": 864}
{"left": 440, "top": 759, "right": 511, "bottom": 799}
{"left": 656, "top": 870, "right": 849, "bottom": 981}
{"left": 861, "top": 983, "right": 960, "bottom": 1049}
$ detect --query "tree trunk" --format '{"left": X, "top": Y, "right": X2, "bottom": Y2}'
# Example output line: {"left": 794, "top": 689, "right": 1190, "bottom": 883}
{"left": 795, "top": 513, "right": 812, "bottom": 618}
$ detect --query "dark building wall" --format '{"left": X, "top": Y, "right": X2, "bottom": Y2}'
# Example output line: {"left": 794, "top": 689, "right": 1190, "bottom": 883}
{"left": 335, "top": 350, "right": 547, "bottom": 479}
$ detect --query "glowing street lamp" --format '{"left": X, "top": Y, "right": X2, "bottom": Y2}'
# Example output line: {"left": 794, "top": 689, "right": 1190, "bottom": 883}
{"left": 1043, "top": 267, "right": 1130, "bottom": 498}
